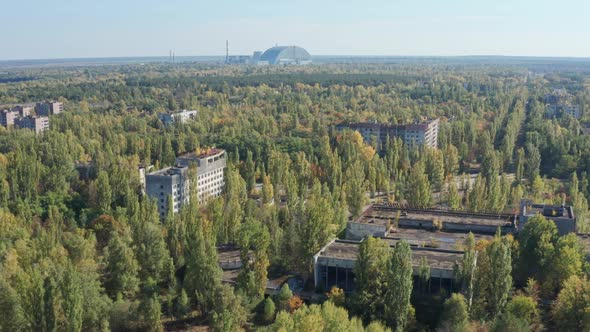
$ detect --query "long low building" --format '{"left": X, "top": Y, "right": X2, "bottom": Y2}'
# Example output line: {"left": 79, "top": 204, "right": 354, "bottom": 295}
{"left": 313, "top": 239, "right": 462, "bottom": 293}
{"left": 347, "top": 205, "right": 517, "bottom": 240}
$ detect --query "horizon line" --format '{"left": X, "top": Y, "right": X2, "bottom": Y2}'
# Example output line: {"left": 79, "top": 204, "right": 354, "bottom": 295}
{"left": 2, "top": 53, "right": 590, "bottom": 63}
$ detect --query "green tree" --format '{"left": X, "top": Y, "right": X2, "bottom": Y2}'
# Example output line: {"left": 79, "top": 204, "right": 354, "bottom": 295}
{"left": 184, "top": 216, "right": 222, "bottom": 314}
{"left": 438, "top": 293, "right": 469, "bottom": 331}
{"left": 103, "top": 232, "right": 140, "bottom": 298}
{"left": 407, "top": 160, "right": 432, "bottom": 209}
{"left": 0, "top": 276, "right": 25, "bottom": 332}
{"left": 552, "top": 276, "right": 590, "bottom": 332}
{"left": 176, "top": 288, "right": 189, "bottom": 319}
{"left": 141, "top": 294, "right": 163, "bottom": 332}
{"left": 506, "top": 295, "right": 539, "bottom": 326}
{"left": 385, "top": 241, "right": 413, "bottom": 331}
{"left": 447, "top": 177, "right": 461, "bottom": 210}
{"left": 517, "top": 215, "right": 558, "bottom": 284}
{"left": 275, "top": 284, "right": 294, "bottom": 312}
{"left": 263, "top": 297, "right": 276, "bottom": 324}
{"left": 243, "top": 150, "right": 256, "bottom": 193}
{"left": 344, "top": 160, "right": 367, "bottom": 218}
{"left": 96, "top": 171, "right": 112, "bottom": 213}
{"left": 352, "top": 237, "right": 391, "bottom": 323}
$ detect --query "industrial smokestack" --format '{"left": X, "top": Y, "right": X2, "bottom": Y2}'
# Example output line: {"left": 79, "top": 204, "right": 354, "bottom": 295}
{"left": 226, "top": 40, "right": 229, "bottom": 64}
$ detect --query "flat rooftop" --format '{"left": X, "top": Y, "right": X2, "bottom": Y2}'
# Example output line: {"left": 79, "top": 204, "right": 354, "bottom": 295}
{"left": 385, "top": 228, "right": 493, "bottom": 251}
{"left": 147, "top": 166, "right": 187, "bottom": 176}
{"left": 357, "top": 205, "right": 515, "bottom": 228}
{"left": 524, "top": 204, "right": 574, "bottom": 219}
{"left": 317, "top": 239, "right": 462, "bottom": 272}
{"left": 177, "top": 148, "right": 225, "bottom": 160}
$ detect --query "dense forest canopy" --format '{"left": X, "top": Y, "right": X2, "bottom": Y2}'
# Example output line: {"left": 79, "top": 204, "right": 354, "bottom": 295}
{"left": 1, "top": 61, "right": 590, "bottom": 331}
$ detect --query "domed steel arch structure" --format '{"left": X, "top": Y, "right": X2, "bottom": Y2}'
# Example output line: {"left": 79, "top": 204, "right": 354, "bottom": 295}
{"left": 259, "top": 46, "right": 311, "bottom": 65}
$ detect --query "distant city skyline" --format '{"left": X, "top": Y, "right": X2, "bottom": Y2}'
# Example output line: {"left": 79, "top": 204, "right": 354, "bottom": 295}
{"left": 2, "top": 0, "right": 589, "bottom": 60}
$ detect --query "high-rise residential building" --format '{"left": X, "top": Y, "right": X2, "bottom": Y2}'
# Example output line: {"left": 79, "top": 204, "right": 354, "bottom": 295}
{"left": 36, "top": 101, "right": 64, "bottom": 116}
{"left": 14, "top": 115, "right": 49, "bottom": 134}
{"left": 0, "top": 109, "right": 19, "bottom": 127}
{"left": 11, "top": 105, "right": 33, "bottom": 117}
{"left": 176, "top": 148, "right": 227, "bottom": 202}
{"left": 158, "top": 110, "right": 198, "bottom": 125}
{"left": 145, "top": 166, "right": 190, "bottom": 220}
{"left": 336, "top": 118, "right": 440, "bottom": 149}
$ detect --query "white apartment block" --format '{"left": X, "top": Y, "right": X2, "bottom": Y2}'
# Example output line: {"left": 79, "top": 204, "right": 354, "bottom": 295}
{"left": 176, "top": 148, "right": 227, "bottom": 203}
{"left": 145, "top": 166, "right": 190, "bottom": 219}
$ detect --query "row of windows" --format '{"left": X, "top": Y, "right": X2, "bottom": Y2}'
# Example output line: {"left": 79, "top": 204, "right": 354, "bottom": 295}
{"left": 198, "top": 168, "right": 223, "bottom": 180}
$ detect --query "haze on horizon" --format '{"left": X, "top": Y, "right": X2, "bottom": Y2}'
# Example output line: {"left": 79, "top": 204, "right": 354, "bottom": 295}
{"left": 1, "top": 0, "right": 589, "bottom": 61}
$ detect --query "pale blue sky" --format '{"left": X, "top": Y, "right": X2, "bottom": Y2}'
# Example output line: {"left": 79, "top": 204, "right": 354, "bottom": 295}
{"left": 1, "top": 0, "right": 589, "bottom": 60}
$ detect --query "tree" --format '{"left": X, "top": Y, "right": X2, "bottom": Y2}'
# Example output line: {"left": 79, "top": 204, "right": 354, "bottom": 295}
{"left": 456, "top": 233, "right": 476, "bottom": 311}
{"left": 472, "top": 231, "right": 512, "bottom": 319}
{"left": 0, "top": 275, "right": 25, "bottom": 332}
{"left": 261, "top": 174, "right": 274, "bottom": 205}
{"left": 552, "top": 276, "right": 590, "bottom": 331}
{"left": 243, "top": 150, "right": 256, "bottom": 193}
{"left": 184, "top": 216, "right": 222, "bottom": 314}
{"left": 385, "top": 241, "right": 413, "bottom": 331}
{"left": 237, "top": 219, "right": 270, "bottom": 299}
{"left": 443, "top": 144, "right": 460, "bottom": 177}
{"left": 438, "top": 293, "right": 469, "bottom": 331}
{"left": 96, "top": 170, "right": 112, "bottom": 213}
{"left": 517, "top": 215, "right": 558, "bottom": 284}
{"left": 446, "top": 177, "right": 461, "bottom": 210}
{"left": 425, "top": 148, "right": 445, "bottom": 192}
{"left": 141, "top": 294, "right": 163, "bottom": 332}
{"left": 506, "top": 295, "right": 539, "bottom": 326}
{"left": 275, "top": 284, "right": 294, "bottom": 312}
{"left": 487, "top": 234, "right": 513, "bottom": 318}
{"left": 176, "top": 288, "right": 189, "bottom": 319}
{"left": 352, "top": 237, "right": 391, "bottom": 323}
{"left": 489, "top": 314, "right": 530, "bottom": 332}
{"left": 299, "top": 180, "right": 334, "bottom": 272}
{"left": 326, "top": 287, "right": 345, "bottom": 307}
{"left": 222, "top": 165, "right": 247, "bottom": 243}
{"left": 103, "top": 232, "right": 140, "bottom": 298}
{"left": 263, "top": 297, "right": 276, "bottom": 324}
{"left": 344, "top": 160, "right": 367, "bottom": 218}
{"left": 211, "top": 284, "right": 247, "bottom": 332}
{"left": 61, "top": 264, "right": 84, "bottom": 332}
{"left": 406, "top": 160, "right": 432, "bottom": 209}
{"left": 544, "top": 233, "right": 585, "bottom": 295}
{"left": 526, "top": 144, "right": 541, "bottom": 180}
{"left": 515, "top": 148, "right": 525, "bottom": 182}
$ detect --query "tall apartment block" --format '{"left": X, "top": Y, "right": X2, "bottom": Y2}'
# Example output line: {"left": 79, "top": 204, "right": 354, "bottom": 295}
{"left": 175, "top": 148, "right": 226, "bottom": 202}
{"left": 336, "top": 118, "right": 439, "bottom": 149}
{"left": 15, "top": 116, "right": 50, "bottom": 134}
{"left": 36, "top": 101, "right": 64, "bottom": 116}
{"left": 145, "top": 166, "right": 190, "bottom": 219}
{"left": 158, "top": 110, "right": 197, "bottom": 125}
{"left": 0, "top": 109, "right": 19, "bottom": 127}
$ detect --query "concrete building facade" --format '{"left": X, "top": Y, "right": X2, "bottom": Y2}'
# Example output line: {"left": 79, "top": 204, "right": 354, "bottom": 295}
{"left": 36, "top": 101, "right": 64, "bottom": 116}
{"left": 519, "top": 200, "right": 576, "bottom": 235}
{"left": 15, "top": 116, "right": 50, "bottom": 133}
{"left": 176, "top": 149, "right": 226, "bottom": 202}
{"left": 0, "top": 109, "right": 19, "bottom": 127}
{"left": 337, "top": 118, "right": 440, "bottom": 149}
{"left": 158, "top": 110, "right": 197, "bottom": 125}
{"left": 145, "top": 166, "right": 190, "bottom": 219}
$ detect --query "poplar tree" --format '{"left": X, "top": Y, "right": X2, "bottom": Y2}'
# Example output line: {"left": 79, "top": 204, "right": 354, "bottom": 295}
{"left": 407, "top": 161, "right": 431, "bottom": 209}
{"left": 352, "top": 237, "right": 391, "bottom": 323}
{"left": 96, "top": 170, "right": 112, "bottom": 213}
{"left": 385, "top": 241, "right": 413, "bottom": 331}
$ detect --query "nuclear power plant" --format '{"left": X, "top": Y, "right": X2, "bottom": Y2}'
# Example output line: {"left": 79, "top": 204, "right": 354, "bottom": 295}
{"left": 225, "top": 42, "right": 312, "bottom": 65}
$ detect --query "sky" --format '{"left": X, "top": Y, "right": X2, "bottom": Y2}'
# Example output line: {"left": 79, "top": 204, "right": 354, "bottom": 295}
{"left": 1, "top": 0, "right": 590, "bottom": 60}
